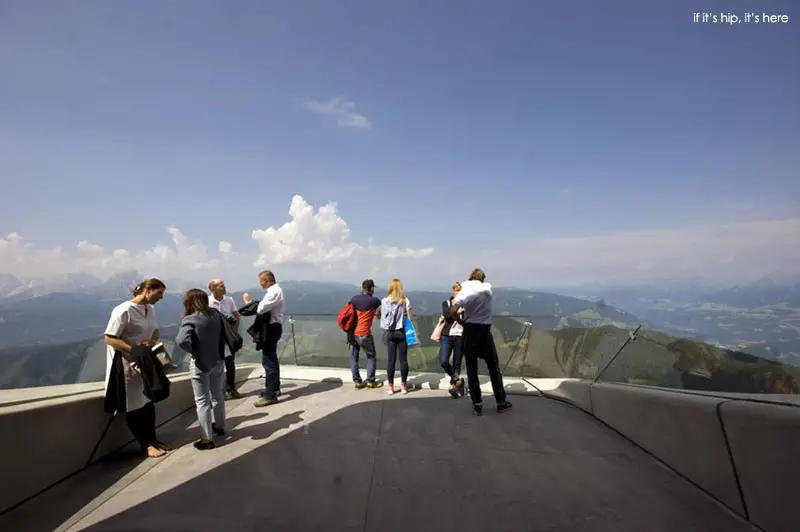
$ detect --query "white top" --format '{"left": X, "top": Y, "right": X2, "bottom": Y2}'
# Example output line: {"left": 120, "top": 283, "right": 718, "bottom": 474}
{"left": 443, "top": 300, "right": 463, "bottom": 336}
{"left": 208, "top": 294, "right": 237, "bottom": 318}
{"left": 380, "top": 297, "right": 411, "bottom": 330}
{"left": 257, "top": 283, "right": 285, "bottom": 325}
{"left": 453, "top": 280, "right": 493, "bottom": 325}
{"left": 209, "top": 294, "right": 238, "bottom": 357}
{"left": 104, "top": 300, "right": 158, "bottom": 412}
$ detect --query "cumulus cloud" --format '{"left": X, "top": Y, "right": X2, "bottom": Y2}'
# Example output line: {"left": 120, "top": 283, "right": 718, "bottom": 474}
{"left": 0, "top": 228, "right": 231, "bottom": 281}
{"left": 300, "top": 96, "right": 371, "bottom": 129}
{"left": 219, "top": 241, "right": 237, "bottom": 263}
{"left": 251, "top": 195, "right": 433, "bottom": 277}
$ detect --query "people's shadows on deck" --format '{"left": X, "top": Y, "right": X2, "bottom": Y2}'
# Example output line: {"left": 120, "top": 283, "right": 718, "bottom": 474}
{"left": 223, "top": 410, "right": 306, "bottom": 443}
{"left": 245, "top": 380, "right": 343, "bottom": 403}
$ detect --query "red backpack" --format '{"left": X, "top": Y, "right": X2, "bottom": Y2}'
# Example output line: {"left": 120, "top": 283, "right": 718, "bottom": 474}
{"left": 337, "top": 301, "right": 357, "bottom": 333}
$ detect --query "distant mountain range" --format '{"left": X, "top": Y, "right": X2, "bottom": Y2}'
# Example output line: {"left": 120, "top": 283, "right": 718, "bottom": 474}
{"left": 1, "top": 271, "right": 799, "bottom": 367}
{"left": 567, "top": 280, "right": 800, "bottom": 366}
{"left": 0, "top": 270, "right": 204, "bottom": 302}
{"left": 0, "top": 274, "right": 639, "bottom": 349}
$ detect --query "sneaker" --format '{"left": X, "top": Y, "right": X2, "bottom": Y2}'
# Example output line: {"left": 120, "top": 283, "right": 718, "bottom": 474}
{"left": 400, "top": 384, "right": 409, "bottom": 394}
{"left": 354, "top": 381, "right": 367, "bottom": 390}
{"left": 254, "top": 396, "right": 279, "bottom": 407}
{"left": 472, "top": 402, "right": 484, "bottom": 416}
{"left": 496, "top": 401, "right": 513, "bottom": 414}
{"left": 386, "top": 384, "right": 395, "bottom": 395}
{"left": 366, "top": 380, "right": 384, "bottom": 389}
{"left": 227, "top": 389, "right": 242, "bottom": 400}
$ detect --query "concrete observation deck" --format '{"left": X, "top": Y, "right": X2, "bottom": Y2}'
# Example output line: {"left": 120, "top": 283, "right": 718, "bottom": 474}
{"left": 0, "top": 372, "right": 763, "bottom": 532}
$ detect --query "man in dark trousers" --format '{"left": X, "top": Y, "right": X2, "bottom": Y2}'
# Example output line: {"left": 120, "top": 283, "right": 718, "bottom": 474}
{"left": 348, "top": 279, "right": 384, "bottom": 389}
{"left": 243, "top": 270, "right": 285, "bottom": 407}
{"left": 452, "top": 268, "right": 513, "bottom": 416}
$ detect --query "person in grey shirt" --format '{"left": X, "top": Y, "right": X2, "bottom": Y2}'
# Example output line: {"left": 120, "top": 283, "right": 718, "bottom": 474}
{"left": 176, "top": 288, "right": 227, "bottom": 450}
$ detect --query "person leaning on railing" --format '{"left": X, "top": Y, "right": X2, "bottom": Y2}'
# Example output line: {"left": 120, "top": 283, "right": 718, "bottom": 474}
{"left": 103, "top": 278, "right": 173, "bottom": 458}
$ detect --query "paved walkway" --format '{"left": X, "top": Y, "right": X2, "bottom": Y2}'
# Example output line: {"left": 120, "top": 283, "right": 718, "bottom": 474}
{"left": 4, "top": 379, "right": 755, "bottom": 532}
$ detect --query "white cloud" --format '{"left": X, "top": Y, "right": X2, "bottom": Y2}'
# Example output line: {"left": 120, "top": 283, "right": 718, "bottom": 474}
{"left": 300, "top": 96, "right": 371, "bottom": 129}
{"left": 0, "top": 229, "right": 230, "bottom": 281}
{"left": 251, "top": 195, "right": 433, "bottom": 278}
{"left": 219, "top": 241, "right": 237, "bottom": 263}
{"left": 2, "top": 198, "right": 797, "bottom": 290}
{"left": 77, "top": 240, "right": 104, "bottom": 253}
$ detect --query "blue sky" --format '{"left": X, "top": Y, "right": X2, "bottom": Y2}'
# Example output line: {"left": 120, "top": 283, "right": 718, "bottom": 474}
{"left": 0, "top": 0, "right": 798, "bottom": 289}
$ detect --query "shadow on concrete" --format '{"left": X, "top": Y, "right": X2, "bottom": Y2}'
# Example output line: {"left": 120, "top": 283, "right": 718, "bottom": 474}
{"left": 75, "top": 393, "right": 754, "bottom": 532}
{"left": 0, "top": 380, "right": 335, "bottom": 532}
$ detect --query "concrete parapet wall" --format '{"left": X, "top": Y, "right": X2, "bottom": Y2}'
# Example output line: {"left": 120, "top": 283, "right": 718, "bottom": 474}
{"left": 2, "top": 365, "right": 799, "bottom": 532}
{"left": 532, "top": 378, "right": 593, "bottom": 413}
{"left": 719, "top": 401, "right": 800, "bottom": 532}
{"left": 0, "top": 365, "right": 257, "bottom": 515}
{"left": 589, "top": 383, "right": 745, "bottom": 516}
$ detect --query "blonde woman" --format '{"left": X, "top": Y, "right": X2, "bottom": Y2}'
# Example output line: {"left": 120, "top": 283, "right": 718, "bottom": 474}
{"left": 379, "top": 278, "right": 413, "bottom": 394}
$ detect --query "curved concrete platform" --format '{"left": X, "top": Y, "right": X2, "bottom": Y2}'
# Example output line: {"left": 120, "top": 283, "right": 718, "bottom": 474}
{"left": 1, "top": 379, "right": 756, "bottom": 532}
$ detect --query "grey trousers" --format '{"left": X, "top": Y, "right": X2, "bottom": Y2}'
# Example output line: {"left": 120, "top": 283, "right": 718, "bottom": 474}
{"left": 190, "top": 359, "right": 226, "bottom": 440}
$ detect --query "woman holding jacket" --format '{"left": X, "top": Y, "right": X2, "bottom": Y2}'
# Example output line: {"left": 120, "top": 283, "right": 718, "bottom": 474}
{"left": 103, "top": 278, "right": 170, "bottom": 458}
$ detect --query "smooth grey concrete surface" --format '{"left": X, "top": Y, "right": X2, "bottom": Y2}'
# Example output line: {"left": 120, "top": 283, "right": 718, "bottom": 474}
{"left": 589, "top": 382, "right": 745, "bottom": 516}
{"left": 534, "top": 378, "right": 594, "bottom": 412}
{"left": 0, "top": 366, "right": 255, "bottom": 515}
{"left": 719, "top": 400, "right": 800, "bottom": 532}
{"left": 1, "top": 379, "right": 757, "bottom": 532}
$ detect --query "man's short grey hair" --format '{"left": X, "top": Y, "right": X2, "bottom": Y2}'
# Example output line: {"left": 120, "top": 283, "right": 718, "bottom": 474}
{"left": 208, "top": 279, "right": 224, "bottom": 291}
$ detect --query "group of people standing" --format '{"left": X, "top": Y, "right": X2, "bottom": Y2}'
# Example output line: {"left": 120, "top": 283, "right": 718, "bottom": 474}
{"left": 102, "top": 270, "right": 284, "bottom": 457}
{"left": 346, "top": 269, "right": 513, "bottom": 416}
{"left": 102, "top": 267, "right": 511, "bottom": 459}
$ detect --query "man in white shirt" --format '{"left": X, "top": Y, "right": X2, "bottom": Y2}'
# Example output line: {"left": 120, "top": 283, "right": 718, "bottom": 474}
{"left": 208, "top": 279, "right": 242, "bottom": 399}
{"left": 243, "top": 270, "right": 285, "bottom": 407}
{"left": 452, "top": 268, "right": 513, "bottom": 416}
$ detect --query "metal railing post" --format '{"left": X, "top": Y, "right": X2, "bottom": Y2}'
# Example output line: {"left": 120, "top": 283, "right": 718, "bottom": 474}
{"left": 594, "top": 324, "right": 642, "bottom": 382}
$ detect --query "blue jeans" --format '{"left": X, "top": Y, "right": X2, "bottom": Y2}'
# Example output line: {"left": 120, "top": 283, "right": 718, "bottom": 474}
{"left": 261, "top": 323, "right": 282, "bottom": 399}
{"left": 439, "top": 335, "right": 463, "bottom": 380}
{"left": 190, "top": 359, "right": 226, "bottom": 441}
{"left": 349, "top": 335, "right": 378, "bottom": 382}
{"left": 383, "top": 330, "right": 408, "bottom": 385}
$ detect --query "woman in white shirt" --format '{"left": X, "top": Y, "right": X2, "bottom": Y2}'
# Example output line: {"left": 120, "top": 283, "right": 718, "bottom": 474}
{"left": 104, "top": 278, "right": 170, "bottom": 458}
{"left": 380, "top": 278, "right": 413, "bottom": 395}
